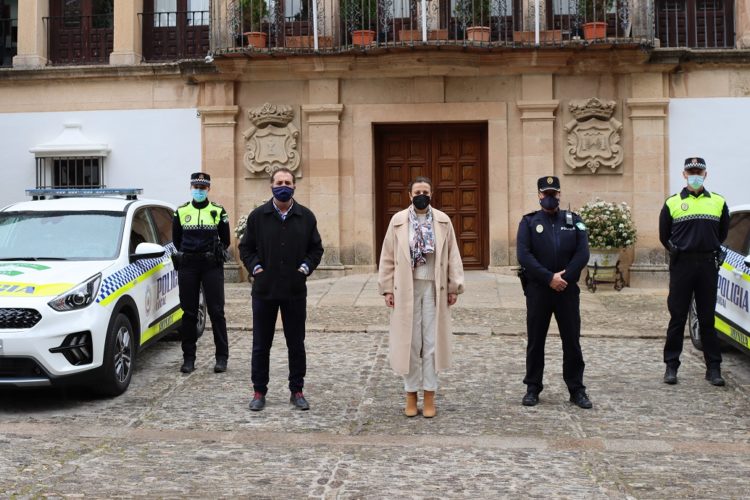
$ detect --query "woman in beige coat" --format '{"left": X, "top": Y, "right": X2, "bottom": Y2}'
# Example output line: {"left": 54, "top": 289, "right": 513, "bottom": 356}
{"left": 377, "top": 176, "right": 465, "bottom": 418}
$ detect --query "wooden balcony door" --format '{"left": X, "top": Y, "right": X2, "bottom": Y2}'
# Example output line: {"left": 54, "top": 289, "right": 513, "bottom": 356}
{"left": 49, "top": 0, "right": 113, "bottom": 64}
{"left": 375, "top": 123, "right": 488, "bottom": 269}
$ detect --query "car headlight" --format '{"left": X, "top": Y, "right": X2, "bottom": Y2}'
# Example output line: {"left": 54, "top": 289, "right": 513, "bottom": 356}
{"left": 48, "top": 274, "right": 102, "bottom": 312}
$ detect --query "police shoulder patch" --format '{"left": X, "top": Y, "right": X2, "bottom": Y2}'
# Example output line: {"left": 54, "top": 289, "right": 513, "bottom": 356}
{"left": 576, "top": 221, "right": 586, "bottom": 230}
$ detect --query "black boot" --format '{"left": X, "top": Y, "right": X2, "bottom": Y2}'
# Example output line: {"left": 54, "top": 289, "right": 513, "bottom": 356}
{"left": 705, "top": 368, "right": 725, "bottom": 386}
{"left": 180, "top": 359, "right": 195, "bottom": 374}
{"left": 663, "top": 366, "right": 677, "bottom": 385}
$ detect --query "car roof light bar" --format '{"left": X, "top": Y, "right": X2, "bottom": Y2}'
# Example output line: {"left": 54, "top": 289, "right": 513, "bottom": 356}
{"left": 26, "top": 188, "right": 143, "bottom": 200}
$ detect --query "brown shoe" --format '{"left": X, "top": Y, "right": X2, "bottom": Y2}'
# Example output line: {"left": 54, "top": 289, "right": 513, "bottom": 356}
{"left": 423, "top": 390, "right": 436, "bottom": 418}
{"left": 404, "top": 392, "right": 418, "bottom": 417}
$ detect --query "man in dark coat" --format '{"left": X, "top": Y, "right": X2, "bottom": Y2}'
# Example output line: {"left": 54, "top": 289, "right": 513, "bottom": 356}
{"left": 516, "top": 175, "right": 592, "bottom": 409}
{"left": 239, "top": 167, "right": 324, "bottom": 411}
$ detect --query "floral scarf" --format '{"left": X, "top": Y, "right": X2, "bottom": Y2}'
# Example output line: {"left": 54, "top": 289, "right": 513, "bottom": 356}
{"left": 409, "top": 206, "right": 435, "bottom": 269}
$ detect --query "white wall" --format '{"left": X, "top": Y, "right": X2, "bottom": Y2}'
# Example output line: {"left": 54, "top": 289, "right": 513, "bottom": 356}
{"left": 0, "top": 109, "right": 201, "bottom": 206}
{"left": 669, "top": 98, "right": 750, "bottom": 208}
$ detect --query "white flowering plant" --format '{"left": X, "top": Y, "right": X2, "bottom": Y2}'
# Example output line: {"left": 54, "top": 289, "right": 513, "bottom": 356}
{"left": 234, "top": 215, "right": 248, "bottom": 240}
{"left": 579, "top": 198, "right": 637, "bottom": 249}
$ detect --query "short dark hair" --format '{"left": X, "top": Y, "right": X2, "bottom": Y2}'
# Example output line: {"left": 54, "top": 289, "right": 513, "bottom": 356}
{"left": 409, "top": 176, "right": 432, "bottom": 193}
{"left": 270, "top": 167, "right": 295, "bottom": 184}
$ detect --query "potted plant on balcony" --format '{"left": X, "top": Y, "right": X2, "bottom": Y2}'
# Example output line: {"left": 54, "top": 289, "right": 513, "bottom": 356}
{"left": 453, "top": 0, "right": 492, "bottom": 42}
{"left": 578, "top": 0, "right": 613, "bottom": 40}
{"left": 242, "top": 0, "right": 269, "bottom": 48}
{"left": 579, "top": 198, "right": 637, "bottom": 291}
{"left": 342, "top": 0, "right": 378, "bottom": 46}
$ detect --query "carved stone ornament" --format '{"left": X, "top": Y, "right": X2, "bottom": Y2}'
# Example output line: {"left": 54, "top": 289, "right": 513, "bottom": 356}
{"left": 243, "top": 103, "right": 300, "bottom": 177}
{"left": 564, "top": 98, "right": 623, "bottom": 174}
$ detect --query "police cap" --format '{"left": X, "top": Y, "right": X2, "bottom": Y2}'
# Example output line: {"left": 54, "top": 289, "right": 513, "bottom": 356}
{"left": 683, "top": 157, "right": 706, "bottom": 171}
{"left": 190, "top": 172, "right": 211, "bottom": 187}
{"left": 537, "top": 176, "right": 561, "bottom": 192}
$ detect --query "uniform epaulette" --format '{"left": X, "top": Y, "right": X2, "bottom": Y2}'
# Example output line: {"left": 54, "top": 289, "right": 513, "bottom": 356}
{"left": 177, "top": 201, "right": 190, "bottom": 209}
{"left": 523, "top": 211, "right": 536, "bottom": 218}
{"left": 210, "top": 201, "right": 225, "bottom": 208}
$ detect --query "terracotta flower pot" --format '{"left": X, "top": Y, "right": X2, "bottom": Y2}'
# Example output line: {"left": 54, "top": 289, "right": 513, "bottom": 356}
{"left": 351, "top": 29, "right": 375, "bottom": 47}
{"left": 466, "top": 26, "right": 490, "bottom": 42}
{"left": 582, "top": 22, "right": 607, "bottom": 40}
{"left": 244, "top": 31, "right": 267, "bottom": 48}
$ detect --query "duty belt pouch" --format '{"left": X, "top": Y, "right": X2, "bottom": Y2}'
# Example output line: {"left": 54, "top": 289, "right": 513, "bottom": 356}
{"left": 715, "top": 248, "right": 727, "bottom": 270}
{"left": 171, "top": 251, "right": 184, "bottom": 270}
{"left": 517, "top": 267, "right": 528, "bottom": 296}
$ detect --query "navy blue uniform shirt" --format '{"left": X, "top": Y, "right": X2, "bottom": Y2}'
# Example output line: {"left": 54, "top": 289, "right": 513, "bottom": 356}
{"left": 517, "top": 209, "right": 590, "bottom": 287}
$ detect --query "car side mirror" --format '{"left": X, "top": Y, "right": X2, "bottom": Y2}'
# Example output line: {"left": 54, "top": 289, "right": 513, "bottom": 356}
{"left": 130, "top": 242, "right": 166, "bottom": 263}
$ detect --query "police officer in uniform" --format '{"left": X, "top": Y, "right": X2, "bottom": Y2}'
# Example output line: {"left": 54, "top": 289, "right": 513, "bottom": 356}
{"left": 659, "top": 157, "right": 729, "bottom": 386}
{"left": 173, "top": 172, "right": 231, "bottom": 374}
{"left": 516, "top": 176, "right": 592, "bottom": 409}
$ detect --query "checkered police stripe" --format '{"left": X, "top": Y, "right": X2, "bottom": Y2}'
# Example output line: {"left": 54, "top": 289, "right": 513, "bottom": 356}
{"left": 723, "top": 247, "right": 748, "bottom": 271}
{"left": 685, "top": 160, "right": 706, "bottom": 169}
{"left": 180, "top": 224, "right": 219, "bottom": 230}
{"left": 672, "top": 214, "right": 720, "bottom": 223}
{"left": 96, "top": 243, "right": 176, "bottom": 305}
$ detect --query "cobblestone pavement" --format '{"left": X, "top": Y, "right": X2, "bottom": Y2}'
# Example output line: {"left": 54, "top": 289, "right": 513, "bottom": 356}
{"left": 1, "top": 272, "right": 749, "bottom": 498}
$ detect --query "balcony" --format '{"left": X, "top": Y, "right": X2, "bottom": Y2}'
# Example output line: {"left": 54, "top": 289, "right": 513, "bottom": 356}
{"left": 44, "top": 14, "right": 114, "bottom": 65}
{"left": 140, "top": 9, "right": 211, "bottom": 61}
{"left": 210, "top": 0, "right": 656, "bottom": 56}
{"left": 0, "top": 15, "right": 16, "bottom": 67}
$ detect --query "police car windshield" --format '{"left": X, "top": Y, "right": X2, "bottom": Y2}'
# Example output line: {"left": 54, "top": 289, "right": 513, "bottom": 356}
{"left": 0, "top": 211, "right": 125, "bottom": 261}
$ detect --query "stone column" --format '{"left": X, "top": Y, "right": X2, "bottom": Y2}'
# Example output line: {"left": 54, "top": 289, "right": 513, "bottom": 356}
{"left": 12, "top": 0, "right": 48, "bottom": 68}
{"left": 737, "top": 0, "right": 750, "bottom": 48}
{"left": 110, "top": 0, "right": 143, "bottom": 65}
{"left": 210, "top": 0, "right": 234, "bottom": 51}
{"left": 301, "top": 103, "right": 345, "bottom": 270}
{"left": 199, "top": 81, "right": 240, "bottom": 279}
{"left": 517, "top": 75, "right": 558, "bottom": 214}
{"left": 301, "top": 77, "right": 344, "bottom": 271}
{"left": 626, "top": 82, "right": 669, "bottom": 287}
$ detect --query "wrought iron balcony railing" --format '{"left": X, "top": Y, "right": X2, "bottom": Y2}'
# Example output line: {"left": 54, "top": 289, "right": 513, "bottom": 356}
{"left": 140, "top": 10, "right": 211, "bottom": 61}
{"left": 210, "top": 0, "right": 660, "bottom": 54}
{"left": 44, "top": 14, "right": 114, "bottom": 65}
{"left": 0, "top": 16, "right": 16, "bottom": 67}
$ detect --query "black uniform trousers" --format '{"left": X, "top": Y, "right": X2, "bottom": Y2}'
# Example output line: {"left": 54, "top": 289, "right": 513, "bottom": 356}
{"left": 178, "top": 256, "right": 228, "bottom": 362}
{"left": 523, "top": 282, "right": 586, "bottom": 395}
{"left": 251, "top": 296, "right": 307, "bottom": 395}
{"left": 664, "top": 255, "right": 722, "bottom": 369}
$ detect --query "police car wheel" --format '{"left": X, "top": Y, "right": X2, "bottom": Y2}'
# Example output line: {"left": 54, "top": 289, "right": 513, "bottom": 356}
{"left": 98, "top": 313, "right": 135, "bottom": 396}
{"left": 688, "top": 298, "right": 703, "bottom": 352}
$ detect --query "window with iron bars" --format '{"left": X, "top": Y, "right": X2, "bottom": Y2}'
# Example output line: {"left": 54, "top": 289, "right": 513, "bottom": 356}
{"left": 656, "top": 0, "right": 734, "bottom": 48}
{"left": 35, "top": 157, "right": 104, "bottom": 189}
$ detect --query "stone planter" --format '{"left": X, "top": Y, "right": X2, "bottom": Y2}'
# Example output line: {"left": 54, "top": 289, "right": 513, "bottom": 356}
{"left": 585, "top": 248, "right": 626, "bottom": 292}
{"left": 285, "top": 35, "right": 334, "bottom": 48}
{"left": 466, "top": 26, "right": 490, "bottom": 42}
{"left": 398, "top": 29, "right": 449, "bottom": 42}
{"left": 512, "top": 30, "right": 562, "bottom": 43}
{"left": 223, "top": 261, "right": 242, "bottom": 283}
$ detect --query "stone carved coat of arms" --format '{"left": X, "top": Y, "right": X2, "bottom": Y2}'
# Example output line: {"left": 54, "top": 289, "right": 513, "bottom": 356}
{"left": 564, "top": 98, "right": 623, "bottom": 174}
{"left": 243, "top": 103, "right": 300, "bottom": 177}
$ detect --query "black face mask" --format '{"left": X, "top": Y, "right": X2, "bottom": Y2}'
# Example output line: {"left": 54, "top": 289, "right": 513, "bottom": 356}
{"left": 540, "top": 194, "right": 560, "bottom": 210}
{"left": 412, "top": 194, "right": 431, "bottom": 210}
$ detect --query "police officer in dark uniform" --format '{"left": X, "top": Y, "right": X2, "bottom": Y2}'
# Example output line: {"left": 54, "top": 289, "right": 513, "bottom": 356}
{"left": 173, "top": 172, "right": 231, "bottom": 374}
{"left": 516, "top": 176, "right": 592, "bottom": 409}
{"left": 659, "top": 157, "right": 729, "bottom": 387}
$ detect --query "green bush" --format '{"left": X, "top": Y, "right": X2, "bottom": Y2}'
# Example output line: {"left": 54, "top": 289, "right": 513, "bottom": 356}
{"left": 579, "top": 198, "right": 637, "bottom": 249}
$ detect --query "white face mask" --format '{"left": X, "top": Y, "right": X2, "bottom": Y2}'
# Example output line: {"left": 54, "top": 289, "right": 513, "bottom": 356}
{"left": 687, "top": 174, "right": 705, "bottom": 190}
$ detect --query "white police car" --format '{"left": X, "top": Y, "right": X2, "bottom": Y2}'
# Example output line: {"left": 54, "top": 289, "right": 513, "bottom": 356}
{"left": 0, "top": 189, "right": 205, "bottom": 396}
{"left": 690, "top": 204, "right": 750, "bottom": 356}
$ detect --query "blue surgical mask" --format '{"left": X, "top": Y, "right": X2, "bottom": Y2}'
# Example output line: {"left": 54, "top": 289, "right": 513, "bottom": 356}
{"left": 687, "top": 174, "right": 705, "bottom": 191}
{"left": 192, "top": 189, "right": 208, "bottom": 203}
{"left": 272, "top": 185, "right": 294, "bottom": 202}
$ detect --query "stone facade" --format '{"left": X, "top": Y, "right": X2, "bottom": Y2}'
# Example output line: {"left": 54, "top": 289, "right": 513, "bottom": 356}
{"left": 3, "top": 1, "right": 750, "bottom": 285}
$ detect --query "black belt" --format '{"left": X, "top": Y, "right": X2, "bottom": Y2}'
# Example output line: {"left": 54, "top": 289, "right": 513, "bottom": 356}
{"left": 679, "top": 251, "right": 715, "bottom": 261}
{"left": 183, "top": 252, "right": 212, "bottom": 260}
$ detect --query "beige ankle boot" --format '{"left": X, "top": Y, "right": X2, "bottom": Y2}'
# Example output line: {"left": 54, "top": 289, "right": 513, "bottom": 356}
{"left": 423, "top": 390, "right": 436, "bottom": 418}
{"left": 404, "top": 392, "right": 418, "bottom": 417}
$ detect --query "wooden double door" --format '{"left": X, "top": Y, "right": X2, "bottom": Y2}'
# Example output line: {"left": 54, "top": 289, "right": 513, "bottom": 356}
{"left": 375, "top": 123, "right": 488, "bottom": 269}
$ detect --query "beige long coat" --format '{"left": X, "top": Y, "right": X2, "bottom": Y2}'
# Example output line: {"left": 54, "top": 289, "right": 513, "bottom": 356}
{"left": 377, "top": 207, "right": 465, "bottom": 375}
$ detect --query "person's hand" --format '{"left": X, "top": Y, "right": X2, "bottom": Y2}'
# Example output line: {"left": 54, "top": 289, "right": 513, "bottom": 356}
{"left": 253, "top": 268, "right": 264, "bottom": 276}
{"left": 448, "top": 293, "right": 458, "bottom": 306}
{"left": 549, "top": 271, "right": 568, "bottom": 292}
{"left": 384, "top": 293, "right": 394, "bottom": 308}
